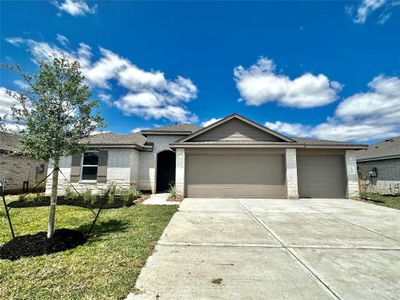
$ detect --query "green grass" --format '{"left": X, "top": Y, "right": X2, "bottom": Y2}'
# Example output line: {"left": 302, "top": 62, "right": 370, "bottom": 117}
{"left": 0, "top": 204, "right": 177, "bottom": 299}
{"left": 360, "top": 192, "right": 400, "bottom": 210}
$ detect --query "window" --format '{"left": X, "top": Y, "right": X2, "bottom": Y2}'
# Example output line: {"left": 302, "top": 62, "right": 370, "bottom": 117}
{"left": 81, "top": 151, "right": 99, "bottom": 181}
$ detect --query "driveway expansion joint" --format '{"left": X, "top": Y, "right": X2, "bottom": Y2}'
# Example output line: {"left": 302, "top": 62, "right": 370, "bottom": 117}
{"left": 237, "top": 199, "right": 342, "bottom": 300}
{"left": 305, "top": 204, "right": 400, "bottom": 244}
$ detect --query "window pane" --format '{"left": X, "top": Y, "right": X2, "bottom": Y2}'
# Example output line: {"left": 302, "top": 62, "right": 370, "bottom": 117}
{"left": 83, "top": 152, "right": 99, "bottom": 165}
{"left": 82, "top": 166, "right": 98, "bottom": 180}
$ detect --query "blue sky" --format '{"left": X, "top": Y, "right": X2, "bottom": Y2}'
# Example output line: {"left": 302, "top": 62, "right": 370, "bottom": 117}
{"left": 1, "top": 0, "right": 399, "bottom": 143}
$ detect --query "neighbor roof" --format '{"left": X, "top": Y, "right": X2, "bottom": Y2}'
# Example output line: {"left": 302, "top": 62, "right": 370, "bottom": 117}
{"left": 356, "top": 137, "right": 400, "bottom": 161}
{"left": 140, "top": 123, "right": 201, "bottom": 135}
{"left": 0, "top": 131, "right": 22, "bottom": 153}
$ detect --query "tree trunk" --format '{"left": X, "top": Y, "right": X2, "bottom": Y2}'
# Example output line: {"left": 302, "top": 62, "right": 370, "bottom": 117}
{"left": 47, "top": 157, "right": 59, "bottom": 238}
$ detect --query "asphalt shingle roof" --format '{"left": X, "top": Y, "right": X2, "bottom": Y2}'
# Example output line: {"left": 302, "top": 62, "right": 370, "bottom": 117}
{"left": 0, "top": 131, "right": 22, "bottom": 152}
{"left": 143, "top": 123, "right": 201, "bottom": 133}
{"left": 291, "top": 137, "right": 354, "bottom": 145}
{"left": 356, "top": 137, "right": 400, "bottom": 161}
{"left": 83, "top": 132, "right": 147, "bottom": 146}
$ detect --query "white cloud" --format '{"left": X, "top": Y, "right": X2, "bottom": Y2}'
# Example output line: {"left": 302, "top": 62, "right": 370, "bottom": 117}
{"left": 265, "top": 121, "right": 312, "bottom": 138}
{"left": 6, "top": 36, "right": 198, "bottom": 123}
{"left": 234, "top": 57, "right": 341, "bottom": 108}
{"left": 130, "top": 127, "right": 148, "bottom": 133}
{"left": 13, "top": 80, "right": 30, "bottom": 90}
{"left": 6, "top": 37, "right": 76, "bottom": 62}
{"left": 0, "top": 87, "right": 19, "bottom": 117}
{"left": 201, "top": 118, "right": 222, "bottom": 127}
{"left": 348, "top": 0, "right": 399, "bottom": 24}
{"left": 0, "top": 87, "right": 25, "bottom": 132}
{"left": 98, "top": 93, "right": 113, "bottom": 106}
{"left": 52, "top": 0, "right": 97, "bottom": 16}
{"left": 90, "top": 130, "right": 111, "bottom": 135}
{"left": 265, "top": 75, "right": 400, "bottom": 142}
{"left": 56, "top": 33, "right": 69, "bottom": 46}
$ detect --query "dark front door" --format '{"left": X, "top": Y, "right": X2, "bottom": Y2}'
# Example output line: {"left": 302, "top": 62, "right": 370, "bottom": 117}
{"left": 156, "top": 151, "right": 176, "bottom": 192}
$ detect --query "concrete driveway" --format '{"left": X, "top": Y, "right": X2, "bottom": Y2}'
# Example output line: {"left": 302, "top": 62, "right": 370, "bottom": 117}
{"left": 130, "top": 198, "right": 400, "bottom": 299}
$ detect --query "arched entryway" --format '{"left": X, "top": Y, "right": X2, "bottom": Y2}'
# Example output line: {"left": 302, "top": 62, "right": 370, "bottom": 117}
{"left": 156, "top": 150, "right": 176, "bottom": 192}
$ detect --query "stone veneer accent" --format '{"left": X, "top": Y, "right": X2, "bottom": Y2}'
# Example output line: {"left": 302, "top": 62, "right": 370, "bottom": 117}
{"left": 0, "top": 153, "right": 47, "bottom": 192}
{"left": 285, "top": 149, "right": 299, "bottom": 199}
{"left": 345, "top": 150, "right": 360, "bottom": 199}
{"left": 175, "top": 148, "right": 185, "bottom": 195}
{"left": 358, "top": 158, "right": 400, "bottom": 195}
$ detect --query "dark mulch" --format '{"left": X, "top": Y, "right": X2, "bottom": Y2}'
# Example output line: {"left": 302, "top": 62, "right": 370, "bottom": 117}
{"left": 7, "top": 195, "right": 127, "bottom": 209}
{"left": 0, "top": 229, "right": 87, "bottom": 261}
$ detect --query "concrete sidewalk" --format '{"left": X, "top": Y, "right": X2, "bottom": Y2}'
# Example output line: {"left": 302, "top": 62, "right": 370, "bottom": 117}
{"left": 129, "top": 198, "right": 400, "bottom": 299}
{"left": 142, "top": 193, "right": 180, "bottom": 206}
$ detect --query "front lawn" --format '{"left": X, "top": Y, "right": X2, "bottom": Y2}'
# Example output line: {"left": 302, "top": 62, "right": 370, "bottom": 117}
{"left": 360, "top": 192, "right": 400, "bottom": 210}
{"left": 0, "top": 204, "right": 177, "bottom": 299}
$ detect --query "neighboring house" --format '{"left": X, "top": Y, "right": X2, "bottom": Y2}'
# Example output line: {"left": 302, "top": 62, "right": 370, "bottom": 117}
{"left": 357, "top": 137, "right": 400, "bottom": 195}
{"left": 46, "top": 114, "right": 366, "bottom": 199}
{"left": 0, "top": 131, "right": 48, "bottom": 193}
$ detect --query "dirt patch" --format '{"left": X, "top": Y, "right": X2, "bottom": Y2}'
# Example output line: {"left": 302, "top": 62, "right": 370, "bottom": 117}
{"left": 211, "top": 278, "right": 223, "bottom": 285}
{"left": 0, "top": 229, "right": 86, "bottom": 261}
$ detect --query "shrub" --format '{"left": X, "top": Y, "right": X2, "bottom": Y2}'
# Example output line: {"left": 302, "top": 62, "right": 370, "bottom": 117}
{"left": 122, "top": 188, "right": 142, "bottom": 207}
{"left": 82, "top": 188, "right": 96, "bottom": 205}
{"left": 18, "top": 193, "right": 36, "bottom": 202}
{"left": 107, "top": 185, "right": 118, "bottom": 204}
{"left": 168, "top": 185, "right": 183, "bottom": 202}
{"left": 64, "top": 187, "right": 80, "bottom": 201}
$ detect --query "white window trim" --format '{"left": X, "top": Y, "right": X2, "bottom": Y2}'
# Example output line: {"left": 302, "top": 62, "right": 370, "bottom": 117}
{"left": 80, "top": 151, "right": 99, "bottom": 182}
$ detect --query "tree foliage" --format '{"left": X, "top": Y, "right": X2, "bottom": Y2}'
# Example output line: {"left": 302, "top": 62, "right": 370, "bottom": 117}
{"left": 1, "top": 55, "right": 105, "bottom": 238}
{"left": 2, "top": 56, "right": 104, "bottom": 160}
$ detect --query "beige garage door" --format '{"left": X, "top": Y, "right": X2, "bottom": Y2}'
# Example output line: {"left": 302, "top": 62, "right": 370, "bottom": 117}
{"left": 297, "top": 154, "right": 346, "bottom": 198}
{"left": 185, "top": 149, "right": 285, "bottom": 198}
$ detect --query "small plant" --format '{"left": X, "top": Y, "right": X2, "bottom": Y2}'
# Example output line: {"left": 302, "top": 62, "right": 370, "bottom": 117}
{"left": 168, "top": 185, "right": 183, "bottom": 202}
{"left": 122, "top": 188, "right": 142, "bottom": 206}
{"left": 82, "top": 188, "right": 96, "bottom": 205}
{"left": 19, "top": 193, "right": 35, "bottom": 202}
{"left": 107, "top": 185, "right": 117, "bottom": 204}
{"left": 64, "top": 187, "right": 80, "bottom": 201}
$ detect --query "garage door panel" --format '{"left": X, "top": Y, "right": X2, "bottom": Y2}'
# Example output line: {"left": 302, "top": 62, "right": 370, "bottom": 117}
{"left": 186, "top": 151, "right": 285, "bottom": 198}
{"left": 187, "top": 184, "right": 286, "bottom": 198}
{"left": 298, "top": 155, "right": 346, "bottom": 198}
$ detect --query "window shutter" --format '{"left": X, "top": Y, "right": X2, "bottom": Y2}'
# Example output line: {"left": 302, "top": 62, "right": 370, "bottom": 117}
{"left": 70, "top": 153, "right": 82, "bottom": 183}
{"left": 97, "top": 150, "right": 108, "bottom": 183}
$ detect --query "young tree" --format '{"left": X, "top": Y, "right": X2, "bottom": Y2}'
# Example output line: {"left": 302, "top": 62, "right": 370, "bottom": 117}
{"left": 2, "top": 56, "right": 104, "bottom": 238}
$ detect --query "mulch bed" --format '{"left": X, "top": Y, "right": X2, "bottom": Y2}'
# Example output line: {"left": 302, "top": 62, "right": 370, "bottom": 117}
{"left": 0, "top": 229, "right": 87, "bottom": 261}
{"left": 7, "top": 196, "right": 126, "bottom": 209}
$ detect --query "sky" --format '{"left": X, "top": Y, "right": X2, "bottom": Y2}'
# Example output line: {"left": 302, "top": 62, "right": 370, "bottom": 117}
{"left": 1, "top": 0, "right": 400, "bottom": 143}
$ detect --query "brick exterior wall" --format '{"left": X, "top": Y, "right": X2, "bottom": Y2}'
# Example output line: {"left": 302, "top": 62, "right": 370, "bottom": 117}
{"left": 358, "top": 158, "right": 400, "bottom": 195}
{"left": 45, "top": 148, "right": 139, "bottom": 195}
{"left": 0, "top": 153, "right": 47, "bottom": 193}
{"left": 138, "top": 135, "right": 182, "bottom": 193}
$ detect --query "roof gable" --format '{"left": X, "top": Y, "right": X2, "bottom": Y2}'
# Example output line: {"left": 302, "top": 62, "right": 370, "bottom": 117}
{"left": 178, "top": 114, "right": 294, "bottom": 143}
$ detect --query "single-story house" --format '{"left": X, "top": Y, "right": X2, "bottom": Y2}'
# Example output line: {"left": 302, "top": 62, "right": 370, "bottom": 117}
{"left": 0, "top": 131, "right": 48, "bottom": 193}
{"left": 357, "top": 137, "right": 400, "bottom": 195}
{"left": 45, "top": 114, "right": 366, "bottom": 199}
